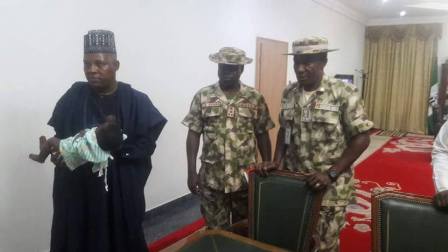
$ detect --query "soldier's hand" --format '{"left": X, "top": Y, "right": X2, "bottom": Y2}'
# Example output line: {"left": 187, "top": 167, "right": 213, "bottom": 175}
{"left": 434, "top": 190, "right": 448, "bottom": 208}
{"left": 188, "top": 172, "right": 201, "bottom": 195}
{"left": 306, "top": 171, "right": 331, "bottom": 191}
{"left": 254, "top": 161, "right": 277, "bottom": 177}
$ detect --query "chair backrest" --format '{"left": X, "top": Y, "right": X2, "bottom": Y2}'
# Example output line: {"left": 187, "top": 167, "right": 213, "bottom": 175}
{"left": 248, "top": 170, "right": 323, "bottom": 252}
{"left": 372, "top": 191, "right": 448, "bottom": 252}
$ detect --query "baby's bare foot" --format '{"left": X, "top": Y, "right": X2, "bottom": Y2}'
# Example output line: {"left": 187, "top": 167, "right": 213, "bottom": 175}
{"left": 29, "top": 154, "right": 45, "bottom": 163}
{"left": 39, "top": 136, "right": 47, "bottom": 149}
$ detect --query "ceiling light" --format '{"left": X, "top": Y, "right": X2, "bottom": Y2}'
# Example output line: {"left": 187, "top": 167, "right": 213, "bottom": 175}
{"left": 382, "top": 0, "right": 388, "bottom": 3}
{"left": 399, "top": 10, "right": 407, "bottom": 16}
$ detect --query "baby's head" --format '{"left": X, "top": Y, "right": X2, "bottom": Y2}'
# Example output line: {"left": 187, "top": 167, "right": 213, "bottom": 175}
{"left": 96, "top": 115, "right": 123, "bottom": 151}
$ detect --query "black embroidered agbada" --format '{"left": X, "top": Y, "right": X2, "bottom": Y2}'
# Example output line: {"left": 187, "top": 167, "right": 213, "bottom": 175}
{"left": 48, "top": 81, "right": 166, "bottom": 252}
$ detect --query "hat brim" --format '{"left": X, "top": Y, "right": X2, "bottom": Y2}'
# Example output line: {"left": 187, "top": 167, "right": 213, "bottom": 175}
{"left": 284, "top": 48, "right": 339, "bottom": 55}
{"left": 209, "top": 54, "right": 253, "bottom": 65}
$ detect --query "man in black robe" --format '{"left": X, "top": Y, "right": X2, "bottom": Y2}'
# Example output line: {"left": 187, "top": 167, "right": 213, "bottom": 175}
{"left": 47, "top": 30, "right": 166, "bottom": 252}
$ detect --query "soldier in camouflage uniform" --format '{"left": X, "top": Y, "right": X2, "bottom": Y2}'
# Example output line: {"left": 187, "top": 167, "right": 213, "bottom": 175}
{"left": 182, "top": 47, "right": 275, "bottom": 229}
{"left": 273, "top": 37, "right": 373, "bottom": 252}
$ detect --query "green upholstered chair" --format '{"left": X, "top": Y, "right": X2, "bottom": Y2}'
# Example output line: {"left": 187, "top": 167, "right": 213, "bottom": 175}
{"left": 372, "top": 191, "right": 448, "bottom": 252}
{"left": 249, "top": 170, "right": 323, "bottom": 252}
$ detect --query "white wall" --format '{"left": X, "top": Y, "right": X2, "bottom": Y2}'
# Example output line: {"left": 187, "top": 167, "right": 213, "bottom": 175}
{"left": 368, "top": 15, "right": 448, "bottom": 75}
{"left": 0, "top": 0, "right": 365, "bottom": 251}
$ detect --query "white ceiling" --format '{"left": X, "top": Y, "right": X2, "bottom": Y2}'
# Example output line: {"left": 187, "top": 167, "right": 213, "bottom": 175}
{"left": 338, "top": 0, "right": 448, "bottom": 19}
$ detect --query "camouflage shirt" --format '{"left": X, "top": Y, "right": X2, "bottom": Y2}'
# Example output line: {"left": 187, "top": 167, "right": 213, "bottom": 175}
{"left": 280, "top": 76, "right": 373, "bottom": 206}
{"left": 183, "top": 83, "right": 275, "bottom": 193}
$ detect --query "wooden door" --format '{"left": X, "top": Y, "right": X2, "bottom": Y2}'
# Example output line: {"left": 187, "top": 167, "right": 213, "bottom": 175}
{"left": 255, "top": 37, "right": 288, "bottom": 159}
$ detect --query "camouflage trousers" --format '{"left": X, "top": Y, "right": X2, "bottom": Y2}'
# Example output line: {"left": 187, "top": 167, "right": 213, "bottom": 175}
{"left": 199, "top": 185, "right": 248, "bottom": 230}
{"left": 314, "top": 206, "right": 346, "bottom": 252}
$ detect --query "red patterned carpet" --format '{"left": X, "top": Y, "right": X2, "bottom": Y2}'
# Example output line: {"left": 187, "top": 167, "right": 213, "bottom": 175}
{"left": 340, "top": 135, "right": 435, "bottom": 252}
{"left": 148, "top": 219, "right": 205, "bottom": 251}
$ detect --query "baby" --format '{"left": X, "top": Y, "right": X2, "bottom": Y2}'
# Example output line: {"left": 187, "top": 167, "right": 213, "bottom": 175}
{"left": 29, "top": 115, "right": 125, "bottom": 190}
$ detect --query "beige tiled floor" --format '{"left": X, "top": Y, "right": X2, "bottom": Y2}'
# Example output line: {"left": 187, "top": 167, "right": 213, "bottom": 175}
{"left": 353, "top": 135, "right": 391, "bottom": 167}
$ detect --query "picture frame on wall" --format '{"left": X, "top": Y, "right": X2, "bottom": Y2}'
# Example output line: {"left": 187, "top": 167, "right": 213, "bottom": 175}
{"left": 334, "top": 74, "right": 354, "bottom": 85}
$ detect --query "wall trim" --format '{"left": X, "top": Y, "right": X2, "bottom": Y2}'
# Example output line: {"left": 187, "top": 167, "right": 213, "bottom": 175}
{"left": 367, "top": 15, "right": 448, "bottom": 26}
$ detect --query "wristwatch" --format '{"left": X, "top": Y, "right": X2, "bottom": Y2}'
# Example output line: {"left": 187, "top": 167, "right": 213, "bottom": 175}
{"left": 327, "top": 168, "right": 339, "bottom": 182}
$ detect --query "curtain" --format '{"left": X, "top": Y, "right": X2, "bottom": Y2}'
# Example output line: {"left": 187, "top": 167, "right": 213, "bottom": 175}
{"left": 363, "top": 23, "right": 442, "bottom": 134}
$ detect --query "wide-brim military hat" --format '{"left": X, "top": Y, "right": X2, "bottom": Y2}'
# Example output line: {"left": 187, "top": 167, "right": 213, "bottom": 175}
{"left": 286, "top": 36, "right": 338, "bottom": 55}
{"left": 209, "top": 47, "right": 253, "bottom": 65}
